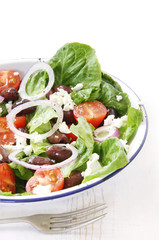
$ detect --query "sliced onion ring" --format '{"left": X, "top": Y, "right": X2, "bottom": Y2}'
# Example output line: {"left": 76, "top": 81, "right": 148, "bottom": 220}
{"left": 0, "top": 95, "right": 4, "bottom": 103}
{"left": 94, "top": 126, "right": 120, "bottom": 142}
{"left": 19, "top": 61, "right": 54, "bottom": 100}
{"left": 6, "top": 100, "right": 63, "bottom": 140}
{"left": 8, "top": 144, "right": 78, "bottom": 170}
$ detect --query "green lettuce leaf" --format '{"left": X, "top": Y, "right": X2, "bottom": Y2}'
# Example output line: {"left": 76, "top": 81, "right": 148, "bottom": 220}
{"left": 119, "top": 107, "right": 143, "bottom": 142}
{"left": 0, "top": 102, "right": 8, "bottom": 116}
{"left": 9, "top": 161, "right": 34, "bottom": 181}
{"left": 27, "top": 105, "right": 57, "bottom": 134}
{"left": 49, "top": 42, "right": 101, "bottom": 103}
{"left": 25, "top": 71, "right": 48, "bottom": 96}
{"left": 97, "top": 80, "right": 130, "bottom": 116}
{"left": 82, "top": 138, "right": 129, "bottom": 183}
{"left": 61, "top": 117, "right": 94, "bottom": 177}
{"left": 102, "top": 72, "right": 123, "bottom": 92}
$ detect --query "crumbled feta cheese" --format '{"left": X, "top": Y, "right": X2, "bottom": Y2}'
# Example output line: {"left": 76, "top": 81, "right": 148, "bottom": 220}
{"left": 0, "top": 107, "right": 2, "bottom": 114}
{"left": 70, "top": 141, "right": 76, "bottom": 147}
{"left": 31, "top": 132, "right": 44, "bottom": 143}
{"left": 104, "top": 115, "right": 127, "bottom": 129}
{"left": 59, "top": 122, "right": 71, "bottom": 134}
{"left": 82, "top": 153, "right": 102, "bottom": 177}
{"left": 2, "top": 145, "right": 23, "bottom": 153}
{"left": 5, "top": 101, "right": 12, "bottom": 113}
{"left": 32, "top": 184, "right": 52, "bottom": 195}
{"left": 13, "top": 72, "right": 19, "bottom": 76}
{"left": 0, "top": 154, "right": 3, "bottom": 161}
{"left": 71, "top": 83, "right": 83, "bottom": 91}
{"left": 49, "top": 89, "right": 75, "bottom": 111}
{"left": 23, "top": 145, "right": 33, "bottom": 156}
{"left": 15, "top": 135, "right": 27, "bottom": 147}
{"left": 119, "top": 139, "right": 129, "bottom": 152}
{"left": 116, "top": 95, "right": 123, "bottom": 102}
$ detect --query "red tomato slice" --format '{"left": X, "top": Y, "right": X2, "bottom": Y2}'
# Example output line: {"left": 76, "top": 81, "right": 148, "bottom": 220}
{"left": 26, "top": 168, "right": 64, "bottom": 194}
{"left": 65, "top": 125, "right": 77, "bottom": 142}
{"left": 73, "top": 101, "right": 107, "bottom": 127}
{"left": 0, "top": 163, "right": 16, "bottom": 194}
{"left": 0, "top": 71, "right": 21, "bottom": 93}
{"left": 0, "top": 116, "right": 26, "bottom": 145}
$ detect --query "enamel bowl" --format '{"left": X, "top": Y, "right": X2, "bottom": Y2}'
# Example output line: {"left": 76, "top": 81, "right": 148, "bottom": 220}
{"left": 0, "top": 59, "right": 148, "bottom": 203}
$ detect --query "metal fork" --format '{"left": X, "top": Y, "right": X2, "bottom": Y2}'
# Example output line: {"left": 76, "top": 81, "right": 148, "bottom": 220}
{"left": 0, "top": 203, "right": 107, "bottom": 233}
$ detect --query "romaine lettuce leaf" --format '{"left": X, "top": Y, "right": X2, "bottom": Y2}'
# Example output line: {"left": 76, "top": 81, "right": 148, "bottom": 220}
{"left": 119, "top": 107, "right": 143, "bottom": 142}
{"left": 27, "top": 105, "right": 57, "bottom": 134}
{"left": 97, "top": 80, "right": 130, "bottom": 116}
{"left": 0, "top": 101, "right": 7, "bottom": 116}
{"left": 49, "top": 42, "right": 101, "bottom": 103}
{"left": 82, "top": 138, "right": 129, "bottom": 183}
{"left": 61, "top": 117, "right": 94, "bottom": 177}
{"left": 25, "top": 71, "right": 48, "bottom": 96}
{"left": 9, "top": 161, "right": 34, "bottom": 181}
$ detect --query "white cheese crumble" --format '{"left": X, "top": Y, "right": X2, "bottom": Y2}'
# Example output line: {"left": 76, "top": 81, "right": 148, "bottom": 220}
{"left": 23, "top": 145, "right": 33, "bottom": 156}
{"left": 119, "top": 139, "right": 129, "bottom": 152}
{"left": 32, "top": 184, "right": 52, "bottom": 195}
{"left": 116, "top": 95, "right": 123, "bottom": 102}
{"left": 31, "top": 132, "right": 44, "bottom": 143}
{"left": 71, "top": 83, "right": 83, "bottom": 91}
{"left": 0, "top": 107, "right": 2, "bottom": 114}
{"left": 59, "top": 121, "right": 71, "bottom": 134}
{"left": 13, "top": 72, "right": 19, "bottom": 76}
{"left": 82, "top": 153, "right": 102, "bottom": 177}
{"left": 5, "top": 101, "right": 12, "bottom": 113}
{"left": 15, "top": 135, "right": 27, "bottom": 147}
{"left": 0, "top": 154, "right": 3, "bottom": 161}
{"left": 49, "top": 89, "right": 75, "bottom": 111}
{"left": 104, "top": 115, "right": 127, "bottom": 129}
{"left": 2, "top": 145, "right": 23, "bottom": 153}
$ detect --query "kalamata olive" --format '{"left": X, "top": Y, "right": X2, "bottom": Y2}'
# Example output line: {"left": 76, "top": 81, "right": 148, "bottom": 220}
{"left": 63, "top": 171, "right": 83, "bottom": 189}
{"left": 0, "top": 88, "right": 19, "bottom": 101}
{"left": 12, "top": 99, "right": 36, "bottom": 115}
{"left": 27, "top": 156, "right": 54, "bottom": 165}
{"left": 18, "top": 127, "right": 30, "bottom": 144}
{"left": 0, "top": 145, "right": 10, "bottom": 163}
{"left": 46, "top": 145, "right": 72, "bottom": 162}
{"left": 48, "top": 130, "right": 69, "bottom": 144}
{"left": 54, "top": 85, "right": 72, "bottom": 94}
{"left": 106, "top": 108, "right": 118, "bottom": 118}
{"left": 63, "top": 110, "right": 76, "bottom": 124}
{"left": 46, "top": 89, "right": 54, "bottom": 99}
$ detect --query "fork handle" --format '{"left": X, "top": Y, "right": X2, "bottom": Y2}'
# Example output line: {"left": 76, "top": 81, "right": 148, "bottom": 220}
{"left": 0, "top": 217, "right": 29, "bottom": 224}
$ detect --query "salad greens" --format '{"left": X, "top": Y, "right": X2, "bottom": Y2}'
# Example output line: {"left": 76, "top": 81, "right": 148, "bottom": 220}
{"left": 48, "top": 42, "right": 101, "bottom": 104}
{"left": 83, "top": 138, "right": 129, "bottom": 183}
{"left": 61, "top": 117, "right": 94, "bottom": 177}
{"left": 0, "top": 42, "right": 143, "bottom": 197}
{"left": 119, "top": 107, "right": 143, "bottom": 142}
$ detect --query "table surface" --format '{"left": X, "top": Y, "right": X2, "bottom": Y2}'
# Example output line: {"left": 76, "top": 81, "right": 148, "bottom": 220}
{"left": 0, "top": 0, "right": 158, "bottom": 239}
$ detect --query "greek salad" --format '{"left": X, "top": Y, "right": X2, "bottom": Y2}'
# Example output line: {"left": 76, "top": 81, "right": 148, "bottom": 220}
{"left": 0, "top": 42, "right": 143, "bottom": 196}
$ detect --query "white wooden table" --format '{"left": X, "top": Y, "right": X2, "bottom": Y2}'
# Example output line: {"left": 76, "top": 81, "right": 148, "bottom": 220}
{"left": 0, "top": 0, "right": 159, "bottom": 239}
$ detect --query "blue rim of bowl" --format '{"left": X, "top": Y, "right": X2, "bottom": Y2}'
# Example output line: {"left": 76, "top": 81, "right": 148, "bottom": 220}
{"left": 0, "top": 72, "right": 148, "bottom": 203}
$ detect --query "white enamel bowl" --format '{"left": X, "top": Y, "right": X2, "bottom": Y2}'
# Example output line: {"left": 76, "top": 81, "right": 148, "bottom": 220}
{"left": 0, "top": 59, "right": 148, "bottom": 203}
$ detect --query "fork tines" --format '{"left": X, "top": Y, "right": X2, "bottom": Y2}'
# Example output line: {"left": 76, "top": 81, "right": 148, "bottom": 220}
{"left": 49, "top": 203, "right": 107, "bottom": 232}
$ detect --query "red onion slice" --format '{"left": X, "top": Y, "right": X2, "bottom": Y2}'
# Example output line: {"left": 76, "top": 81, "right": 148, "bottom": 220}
{"left": 6, "top": 100, "right": 63, "bottom": 140}
{"left": 0, "top": 95, "right": 4, "bottom": 103}
{"left": 19, "top": 62, "right": 54, "bottom": 100}
{"left": 94, "top": 126, "right": 120, "bottom": 142}
{"left": 8, "top": 144, "right": 78, "bottom": 170}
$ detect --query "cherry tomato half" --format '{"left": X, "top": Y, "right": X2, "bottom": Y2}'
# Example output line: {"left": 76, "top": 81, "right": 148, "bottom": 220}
{"left": 0, "top": 116, "right": 26, "bottom": 145}
{"left": 0, "top": 71, "right": 21, "bottom": 93}
{"left": 0, "top": 163, "right": 16, "bottom": 194}
{"left": 26, "top": 168, "right": 64, "bottom": 194}
{"left": 65, "top": 125, "right": 77, "bottom": 142}
{"left": 73, "top": 101, "right": 107, "bottom": 127}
